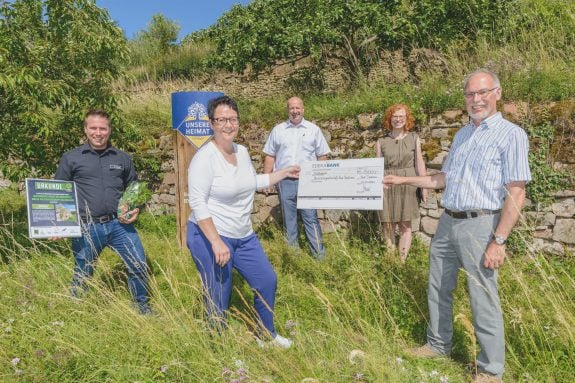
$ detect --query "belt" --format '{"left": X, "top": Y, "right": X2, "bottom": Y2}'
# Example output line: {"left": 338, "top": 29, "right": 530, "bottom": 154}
{"left": 444, "top": 208, "right": 501, "bottom": 219}
{"left": 83, "top": 212, "right": 117, "bottom": 224}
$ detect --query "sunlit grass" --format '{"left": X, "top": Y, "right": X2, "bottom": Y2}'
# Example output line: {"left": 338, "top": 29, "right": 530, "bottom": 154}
{"left": 1, "top": 213, "right": 573, "bottom": 382}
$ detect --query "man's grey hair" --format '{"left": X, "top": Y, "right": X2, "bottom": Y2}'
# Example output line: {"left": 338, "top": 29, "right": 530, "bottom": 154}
{"left": 463, "top": 68, "right": 501, "bottom": 90}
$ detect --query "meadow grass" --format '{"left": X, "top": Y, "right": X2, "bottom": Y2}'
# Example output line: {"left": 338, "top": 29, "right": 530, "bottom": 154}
{"left": 0, "top": 213, "right": 573, "bottom": 382}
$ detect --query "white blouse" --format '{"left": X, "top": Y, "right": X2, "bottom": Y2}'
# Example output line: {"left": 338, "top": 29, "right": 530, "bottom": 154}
{"left": 187, "top": 141, "right": 270, "bottom": 238}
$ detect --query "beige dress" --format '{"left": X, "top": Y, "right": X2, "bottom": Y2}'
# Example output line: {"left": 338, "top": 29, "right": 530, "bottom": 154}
{"left": 377, "top": 132, "right": 420, "bottom": 223}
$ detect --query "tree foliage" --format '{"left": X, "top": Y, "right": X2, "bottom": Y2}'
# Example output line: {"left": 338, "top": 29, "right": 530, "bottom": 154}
{"left": 0, "top": 0, "right": 129, "bottom": 181}
{"left": 133, "top": 13, "right": 179, "bottom": 59}
{"left": 205, "top": 0, "right": 515, "bottom": 79}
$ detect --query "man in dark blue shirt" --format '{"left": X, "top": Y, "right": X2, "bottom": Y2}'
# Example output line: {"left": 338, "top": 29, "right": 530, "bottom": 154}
{"left": 54, "top": 109, "right": 151, "bottom": 314}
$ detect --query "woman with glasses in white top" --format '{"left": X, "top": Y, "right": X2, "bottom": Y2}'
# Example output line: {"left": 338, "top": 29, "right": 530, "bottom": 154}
{"left": 187, "top": 96, "right": 298, "bottom": 348}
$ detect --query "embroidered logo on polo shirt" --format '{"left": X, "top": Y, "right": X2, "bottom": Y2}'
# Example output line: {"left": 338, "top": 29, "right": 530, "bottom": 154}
{"left": 109, "top": 164, "right": 123, "bottom": 170}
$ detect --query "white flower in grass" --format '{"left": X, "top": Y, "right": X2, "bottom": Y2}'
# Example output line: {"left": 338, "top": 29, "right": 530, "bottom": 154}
{"left": 440, "top": 375, "right": 449, "bottom": 383}
{"left": 160, "top": 365, "right": 168, "bottom": 373}
{"left": 233, "top": 358, "right": 246, "bottom": 369}
{"left": 395, "top": 357, "right": 404, "bottom": 364}
{"left": 348, "top": 349, "right": 366, "bottom": 364}
{"left": 429, "top": 370, "right": 439, "bottom": 377}
{"left": 11, "top": 357, "right": 20, "bottom": 366}
{"left": 51, "top": 321, "right": 65, "bottom": 327}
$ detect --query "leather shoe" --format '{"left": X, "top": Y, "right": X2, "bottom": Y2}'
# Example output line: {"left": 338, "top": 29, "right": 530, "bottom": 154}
{"left": 404, "top": 344, "right": 447, "bottom": 359}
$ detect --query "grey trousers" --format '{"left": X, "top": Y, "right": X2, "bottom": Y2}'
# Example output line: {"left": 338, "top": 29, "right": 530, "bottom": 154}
{"left": 426, "top": 212, "right": 505, "bottom": 378}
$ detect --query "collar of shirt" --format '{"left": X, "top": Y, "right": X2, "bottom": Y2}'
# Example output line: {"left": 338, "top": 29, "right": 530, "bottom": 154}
{"left": 472, "top": 111, "right": 503, "bottom": 129}
{"left": 286, "top": 117, "right": 309, "bottom": 130}
{"left": 80, "top": 142, "right": 116, "bottom": 155}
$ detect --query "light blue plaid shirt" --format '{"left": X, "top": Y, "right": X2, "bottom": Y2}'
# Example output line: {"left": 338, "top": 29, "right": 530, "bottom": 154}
{"left": 441, "top": 112, "right": 532, "bottom": 211}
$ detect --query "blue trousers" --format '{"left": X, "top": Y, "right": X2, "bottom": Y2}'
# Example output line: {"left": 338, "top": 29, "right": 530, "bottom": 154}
{"left": 187, "top": 222, "right": 278, "bottom": 336}
{"left": 277, "top": 178, "right": 325, "bottom": 258}
{"left": 71, "top": 219, "right": 150, "bottom": 311}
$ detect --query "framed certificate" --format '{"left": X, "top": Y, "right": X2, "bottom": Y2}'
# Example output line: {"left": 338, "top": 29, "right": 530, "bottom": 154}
{"left": 25, "top": 179, "right": 82, "bottom": 238}
{"left": 297, "top": 158, "right": 385, "bottom": 210}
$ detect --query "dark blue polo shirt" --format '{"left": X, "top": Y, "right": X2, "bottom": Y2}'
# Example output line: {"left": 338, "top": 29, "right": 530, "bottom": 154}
{"left": 55, "top": 143, "right": 137, "bottom": 219}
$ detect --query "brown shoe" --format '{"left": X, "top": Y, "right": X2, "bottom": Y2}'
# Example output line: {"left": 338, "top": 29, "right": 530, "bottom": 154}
{"left": 404, "top": 344, "right": 447, "bottom": 359}
{"left": 474, "top": 372, "right": 502, "bottom": 383}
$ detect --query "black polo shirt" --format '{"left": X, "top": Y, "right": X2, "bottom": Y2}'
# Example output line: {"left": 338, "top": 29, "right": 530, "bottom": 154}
{"left": 55, "top": 143, "right": 137, "bottom": 219}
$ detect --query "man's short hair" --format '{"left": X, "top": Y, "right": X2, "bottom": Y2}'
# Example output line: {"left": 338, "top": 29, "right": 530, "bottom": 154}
{"left": 84, "top": 109, "right": 111, "bottom": 126}
{"left": 463, "top": 68, "right": 501, "bottom": 90}
{"left": 207, "top": 96, "right": 239, "bottom": 120}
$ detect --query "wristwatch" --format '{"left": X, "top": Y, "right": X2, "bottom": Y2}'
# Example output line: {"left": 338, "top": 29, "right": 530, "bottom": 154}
{"left": 494, "top": 235, "right": 507, "bottom": 245}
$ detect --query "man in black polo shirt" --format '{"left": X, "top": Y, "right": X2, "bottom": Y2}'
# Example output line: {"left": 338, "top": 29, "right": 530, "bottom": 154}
{"left": 54, "top": 109, "right": 151, "bottom": 314}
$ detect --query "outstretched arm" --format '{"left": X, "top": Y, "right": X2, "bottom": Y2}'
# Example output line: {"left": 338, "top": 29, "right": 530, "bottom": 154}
{"left": 384, "top": 172, "right": 446, "bottom": 190}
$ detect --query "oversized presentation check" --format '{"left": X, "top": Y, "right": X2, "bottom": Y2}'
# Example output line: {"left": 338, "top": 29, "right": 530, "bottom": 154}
{"left": 297, "top": 158, "right": 385, "bottom": 210}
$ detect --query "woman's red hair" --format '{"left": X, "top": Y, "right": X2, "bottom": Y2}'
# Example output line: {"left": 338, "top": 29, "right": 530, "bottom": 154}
{"left": 382, "top": 103, "right": 415, "bottom": 131}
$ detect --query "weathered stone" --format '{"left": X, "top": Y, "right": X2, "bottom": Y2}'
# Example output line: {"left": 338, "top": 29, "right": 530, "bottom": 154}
{"left": 419, "top": 207, "right": 428, "bottom": 216}
{"left": 440, "top": 139, "right": 451, "bottom": 150}
{"left": 412, "top": 217, "right": 420, "bottom": 232}
{"left": 357, "top": 113, "right": 378, "bottom": 130}
{"left": 428, "top": 207, "right": 444, "bottom": 218}
{"left": 552, "top": 198, "right": 575, "bottom": 217}
{"left": 422, "top": 190, "right": 439, "bottom": 210}
{"left": 428, "top": 151, "right": 449, "bottom": 167}
{"left": 159, "top": 135, "right": 173, "bottom": 151}
{"left": 502, "top": 101, "right": 529, "bottom": 123}
{"left": 160, "top": 159, "right": 175, "bottom": 172}
{"left": 265, "top": 194, "right": 280, "bottom": 207}
{"left": 253, "top": 192, "right": 266, "bottom": 211}
{"left": 532, "top": 239, "right": 564, "bottom": 255}
{"left": 554, "top": 190, "right": 575, "bottom": 198}
{"left": 0, "top": 179, "right": 11, "bottom": 188}
{"left": 162, "top": 172, "right": 177, "bottom": 185}
{"left": 533, "top": 229, "right": 553, "bottom": 239}
{"left": 431, "top": 128, "right": 450, "bottom": 138}
{"left": 324, "top": 209, "right": 349, "bottom": 222}
{"left": 415, "top": 231, "right": 432, "bottom": 247}
{"left": 252, "top": 204, "right": 273, "bottom": 224}
{"left": 319, "top": 220, "right": 338, "bottom": 234}
{"left": 552, "top": 219, "right": 575, "bottom": 244}
{"left": 421, "top": 216, "right": 439, "bottom": 235}
{"left": 158, "top": 194, "right": 176, "bottom": 205}
{"left": 146, "top": 203, "right": 175, "bottom": 215}
{"left": 442, "top": 109, "right": 463, "bottom": 123}
{"left": 525, "top": 211, "right": 556, "bottom": 226}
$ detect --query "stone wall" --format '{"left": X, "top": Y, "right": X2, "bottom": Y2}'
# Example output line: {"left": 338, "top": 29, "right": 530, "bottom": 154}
{"left": 150, "top": 108, "right": 575, "bottom": 255}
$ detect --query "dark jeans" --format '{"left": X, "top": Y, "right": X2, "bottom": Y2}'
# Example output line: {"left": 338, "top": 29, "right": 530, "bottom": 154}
{"left": 71, "top": 219, "right": 150, "bottom": 313}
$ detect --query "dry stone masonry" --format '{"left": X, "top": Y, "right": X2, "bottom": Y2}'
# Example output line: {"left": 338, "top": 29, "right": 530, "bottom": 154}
{"left": 147, "top": 108, "right": 574, "bottom": 255}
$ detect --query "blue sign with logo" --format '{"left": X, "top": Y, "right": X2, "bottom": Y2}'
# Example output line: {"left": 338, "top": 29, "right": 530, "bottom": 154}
{"left": 171, "top": 91, "right": 224, "bottom": 148}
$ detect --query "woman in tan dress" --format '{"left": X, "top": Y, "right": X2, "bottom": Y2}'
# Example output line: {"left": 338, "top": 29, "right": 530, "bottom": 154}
{"left": 376, "top": 104, "right": 427, "bottom": 261}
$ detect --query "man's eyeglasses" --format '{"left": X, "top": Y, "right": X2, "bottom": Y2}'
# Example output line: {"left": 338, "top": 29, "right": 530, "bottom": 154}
{"left": 212, "top": 117, "right": 240, "bottom": 126}
{"left": 464, "top": 87, "right": 499, "bottom": 99}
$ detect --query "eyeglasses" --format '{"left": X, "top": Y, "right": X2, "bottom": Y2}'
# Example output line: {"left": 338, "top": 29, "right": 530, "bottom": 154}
{"left": 464, "top": 87, "right": 499, "bottom": 99}
{"left": 212, "top": 117, "right": 240, "bottom": 126}
{"left": 391, "top": 115, "right": 406, "bottom": 120}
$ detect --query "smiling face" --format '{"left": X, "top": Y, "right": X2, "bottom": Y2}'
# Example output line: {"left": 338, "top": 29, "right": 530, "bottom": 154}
{"left": 390, "top": 108, "right": 407, "bottom": 131}
{"left": 84, "top": 115, "right": 111, "bottom": 150}
{"left": 464, "top": 72, "right": 501, "bottom": 126}
{"left": 211, "top": 104, "right": 239, "bottom": 145}
{"left": 287, "top": 97, "right": 304, "bottom": 125}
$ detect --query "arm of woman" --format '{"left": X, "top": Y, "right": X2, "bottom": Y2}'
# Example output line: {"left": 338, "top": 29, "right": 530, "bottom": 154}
{"left": 375, "top": 139, "right": 382, "bottom": 158}
{"left": 256, "top": 166, "right": 301, "bottom": 190}
{"left": 415, "top": 136, "right": 428, "bottom": 202}
{"left": 188, "top": 151, "right": 231, "bottom": 266}
{"left": 197, "top": 218, "right": 230, "bottom": 267}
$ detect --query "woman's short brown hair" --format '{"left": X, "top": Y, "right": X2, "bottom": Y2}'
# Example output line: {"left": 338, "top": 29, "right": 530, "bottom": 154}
{"left": 382, "top": 103, "right": 415, "bottom": 131}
